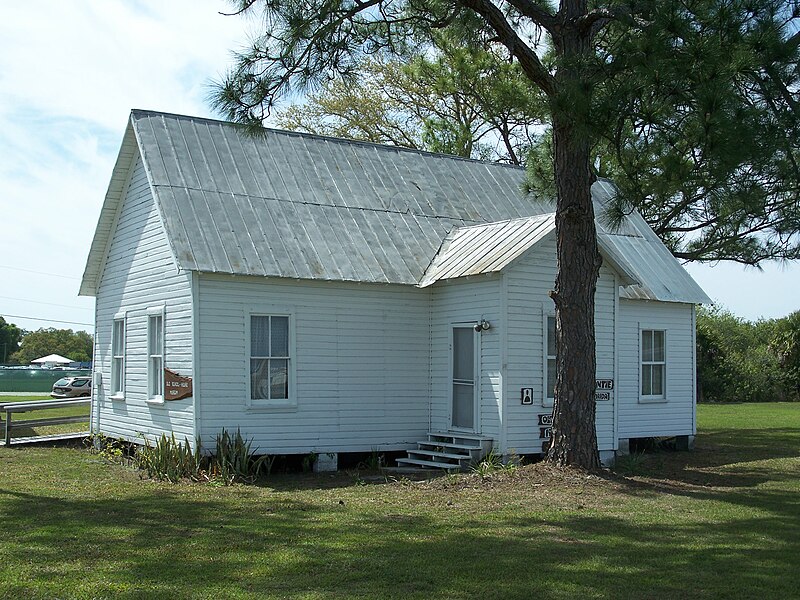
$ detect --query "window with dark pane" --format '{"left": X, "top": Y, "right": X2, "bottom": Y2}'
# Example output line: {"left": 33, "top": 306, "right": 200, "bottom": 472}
{"left": 111, "top": 317, "right": 125, "bottom": 396}
{"left": 147, "top": 313, "right": 164, "bottom": 399}
{"left": 251, "top": 315, "right": 290, "bottom": 401}
{"left": 641, "top": 329, "right": 666, "bottom": 397}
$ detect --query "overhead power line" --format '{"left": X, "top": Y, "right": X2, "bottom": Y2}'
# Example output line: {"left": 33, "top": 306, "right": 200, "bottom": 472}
{"left": 1, "top": 314, "right": 94, "bottom": 327}
{"left": 0, "top": 265, "right": 79, "bottom": 280}
{"left": 0, "top": 295, "right": 93, "bottom": 311}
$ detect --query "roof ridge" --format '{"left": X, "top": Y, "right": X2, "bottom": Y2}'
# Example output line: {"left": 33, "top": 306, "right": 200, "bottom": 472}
{"left": 130, "top": 108, "right": 528, "bottom": 171}
{"left": 451, "top": 213, "right": 555, "bottom": 232}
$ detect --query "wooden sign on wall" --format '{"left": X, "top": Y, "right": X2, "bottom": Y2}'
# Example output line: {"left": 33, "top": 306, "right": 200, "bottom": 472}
{"left": 164, "top": 368, "right": 192, "bottom": 401}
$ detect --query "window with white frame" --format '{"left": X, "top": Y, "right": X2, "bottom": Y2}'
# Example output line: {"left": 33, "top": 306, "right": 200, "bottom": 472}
{"left": 544, "top": 314, "right": 556, "bottom": 407}
{"left": 250, "top": 315, "right": 291, "bottom": 403}
{"left": 110, "top": 314, "right": 126, "bottom": 398}
{"left": 641, "top": 329, "right": 666, "bottom": 399}
{"left": 147, "top": 308, "right": 164, "bottom": 401}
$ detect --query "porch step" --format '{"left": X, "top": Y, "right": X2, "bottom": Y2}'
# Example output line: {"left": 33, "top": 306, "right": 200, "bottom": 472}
{"left": 418, "top": 441, "right": 484, "bottom": 452}
{"left": 396, "top": 432, "right": 493, "bottom": 472}
{"left": 394, "top": 458, "right": 462, "bottom": 472}
{"left": 408, "top": 449, "right": 472, "bottom": 461}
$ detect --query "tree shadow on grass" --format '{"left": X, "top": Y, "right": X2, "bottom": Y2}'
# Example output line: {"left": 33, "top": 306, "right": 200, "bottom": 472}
{"left": 0, "top": 486, "right": 797, "bottom": 600}
{"left": 614, "top": 427, "right": 800, "bottom": 492}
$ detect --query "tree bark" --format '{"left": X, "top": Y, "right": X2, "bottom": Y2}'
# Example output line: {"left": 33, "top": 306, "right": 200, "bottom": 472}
{"left": 546, "top": 2, "right": 602, "bottom": 470}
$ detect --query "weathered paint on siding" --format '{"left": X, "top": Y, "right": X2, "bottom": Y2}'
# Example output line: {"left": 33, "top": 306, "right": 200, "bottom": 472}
{"left": 617, "top": 299, "right": 696, "bottom": 438}
{"left": 196, "top": 274, "right": 430, "bottom": 453}
{"left": 429, "top": 275, "right": 503, "bottom": 441}
{"left": 93, "top": 151, "right": 194, "bottom": 444}
{"left": 503, "top": 236, "right": 617, "bottom": 453}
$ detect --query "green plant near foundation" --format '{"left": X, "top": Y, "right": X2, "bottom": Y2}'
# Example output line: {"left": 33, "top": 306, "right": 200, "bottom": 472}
{"left": 131, "top": 428, "right": 274, "bottom": 484}
{"left": 85, "top": 433, "right": 129, "bottom": 463}
{"left": 472, "top": 449, "right": 518, "bottom": 478}
{"left": 211, "top": 428, "right": 275, "bottom": 483}
{"left": 358, "top": 448, "right": 385, "bottom": 471}
{"left": 134, "top": 433, "right": 204, "bottom": 483}
{"left": 613, "top": 451, "right": 648, "bottom": 476}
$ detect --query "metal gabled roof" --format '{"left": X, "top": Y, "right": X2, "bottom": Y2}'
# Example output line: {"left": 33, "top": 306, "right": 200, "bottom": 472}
{"left": 420, "top": 215, "right": 556, "bottom": 286}
{"left": 80, "top": 110, "right": 710, "bottom": 305}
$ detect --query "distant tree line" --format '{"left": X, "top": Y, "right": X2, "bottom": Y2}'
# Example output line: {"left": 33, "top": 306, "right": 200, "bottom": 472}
{"left": 697, "top": 307, "right": 800, "bottom": 403}
{"left": 0, "top": 318, "right": 93, "bottom": 364}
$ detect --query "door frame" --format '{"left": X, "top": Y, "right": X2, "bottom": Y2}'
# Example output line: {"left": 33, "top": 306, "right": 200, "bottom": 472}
{"left": 449, "top": 323, "right": 481, "bottom": 433}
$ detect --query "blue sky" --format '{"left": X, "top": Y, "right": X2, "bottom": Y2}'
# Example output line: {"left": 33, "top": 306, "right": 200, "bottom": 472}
{"left": 0, "top": 1, "right": 797, "bottom": 337}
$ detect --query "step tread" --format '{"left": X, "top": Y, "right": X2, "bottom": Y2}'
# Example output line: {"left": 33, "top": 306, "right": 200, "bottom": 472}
{"left": 408, "top": 449, "right": 471, "bottom": 461}
{"left": 429, "top": 431, "right": 492, "bottom": 442}
{"left": 396, "top": 458, "right": 461, "bottom": 471}
{"left": 419, "top": 441, "right": 483, "bottom": 452}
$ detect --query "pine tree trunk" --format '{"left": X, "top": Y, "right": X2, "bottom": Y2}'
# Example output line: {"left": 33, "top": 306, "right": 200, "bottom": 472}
{"left": 546, "top": 3, "right": 602, "bottom": 470}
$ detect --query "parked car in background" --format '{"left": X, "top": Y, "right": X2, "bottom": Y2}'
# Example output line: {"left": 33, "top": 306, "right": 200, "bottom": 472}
{"left": 51, "top": 376, "right": 92, "bottom": 399}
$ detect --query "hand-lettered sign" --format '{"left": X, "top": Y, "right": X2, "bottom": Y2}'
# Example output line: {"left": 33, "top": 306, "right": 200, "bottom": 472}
{"left": 164, "top": 368, "right": 193, "bottom": 401}
{"left": 595, "top": 379, "right": 614, "bottom": 401}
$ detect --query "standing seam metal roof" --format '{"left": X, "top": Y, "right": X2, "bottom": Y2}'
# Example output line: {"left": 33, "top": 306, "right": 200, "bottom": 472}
{"left": 80, "top": 110, "right": 710, "bottom": 304}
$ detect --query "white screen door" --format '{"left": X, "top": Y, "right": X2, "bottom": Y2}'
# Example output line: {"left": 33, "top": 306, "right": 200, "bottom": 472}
{"left": 452, "top": 326, "right": 477, "bottom": 430}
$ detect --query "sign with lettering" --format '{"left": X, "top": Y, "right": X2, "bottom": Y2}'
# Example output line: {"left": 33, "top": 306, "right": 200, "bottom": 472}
{"left": 164, "top": 368, "right": 193, "bottom": 401}
{"left": 538, "top": 413, "right": 553, "bottom": 426}
{"left": 595, "top": 379, "right": 613, "bottom": 402}
{"left": 539, "top": 426, "right": 552, "bottom": 440}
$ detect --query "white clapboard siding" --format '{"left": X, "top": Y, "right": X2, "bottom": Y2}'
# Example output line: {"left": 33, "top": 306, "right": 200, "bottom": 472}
{"left": 196, "top": 274, "right": 431, "bottom": 453}
{"left": 503, "top": 236, "right": 617, "bottom": 453}
{"left": 617, "top": 299, "right": 696, "bottom": 438}
{"left": 93, "top": 152, "right": 194, "bottom": 444}
{"left": 429, "top": 275, "right": 502, "bottom": 441}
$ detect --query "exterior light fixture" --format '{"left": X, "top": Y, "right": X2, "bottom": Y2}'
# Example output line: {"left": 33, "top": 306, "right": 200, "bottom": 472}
{"left": 474, "top": 319, "right": 491, "bottom": 332}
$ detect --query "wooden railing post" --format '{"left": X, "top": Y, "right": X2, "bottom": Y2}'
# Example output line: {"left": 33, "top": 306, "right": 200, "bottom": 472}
{"left": 4, "top": 408, "right": 11, "bottom": 446}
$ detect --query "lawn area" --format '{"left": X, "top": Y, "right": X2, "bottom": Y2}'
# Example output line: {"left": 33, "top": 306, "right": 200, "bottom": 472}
{"left": 0, "top": 403, "right": 798, "bottom": 600}
{"left": 0, "top": 395, "right": 90, "bottom": 440}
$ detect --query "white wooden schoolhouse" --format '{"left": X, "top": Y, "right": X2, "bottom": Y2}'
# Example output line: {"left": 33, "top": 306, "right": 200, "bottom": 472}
{"left": 80, "top": 110, "right": 710, "bottom": 469}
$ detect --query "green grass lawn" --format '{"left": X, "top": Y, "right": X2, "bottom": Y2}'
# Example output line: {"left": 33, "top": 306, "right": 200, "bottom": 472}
{"left": 0, "top": 403, "right": 798, "bottom": 600}
{"left": 0, "top": 395, "right": 90, "bottom": 439}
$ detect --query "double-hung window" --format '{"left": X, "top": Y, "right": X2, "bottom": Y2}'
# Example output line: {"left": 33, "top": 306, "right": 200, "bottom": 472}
{"left": 543, "top": 315, "right": 556, "bottom": 407}
{"left": 110, "top": 313, "right": 126, "bottom": 399}
{"left": 147, "top": 307, "right": 165, "bottom": 402}
{"left": 249, "top": 315, "right": 292, "bottom": 406}
{"left": 641, "top": 329, "right": 666, "bottom": 401}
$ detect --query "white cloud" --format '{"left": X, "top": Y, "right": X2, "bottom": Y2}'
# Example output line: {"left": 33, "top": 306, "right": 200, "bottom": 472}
{"left": 0, "top": 1, "right": 250, "bottom": 130}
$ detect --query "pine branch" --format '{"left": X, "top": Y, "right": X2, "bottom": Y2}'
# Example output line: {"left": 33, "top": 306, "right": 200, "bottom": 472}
{"left": 457, "top": 0, "right": 557, "bottom": 96}
{"left": 505, "top": 0, "right": 558, "bottom": 33}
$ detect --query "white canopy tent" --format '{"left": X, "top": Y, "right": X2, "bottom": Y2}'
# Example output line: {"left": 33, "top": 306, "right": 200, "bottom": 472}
{"left": 31, "top": 354, "right": 73, "bottom": 368}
